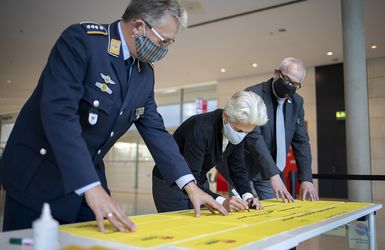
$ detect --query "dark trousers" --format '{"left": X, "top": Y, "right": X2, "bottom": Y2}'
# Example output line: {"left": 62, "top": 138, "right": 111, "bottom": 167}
{"left": 152, "top": 175, "right": 192, "bottom": 213}
{"left": 2, "top": 193, "right": 95, "bottom": 231}
{"left": 2, "top": 194, "right": 41, "bottom": 231}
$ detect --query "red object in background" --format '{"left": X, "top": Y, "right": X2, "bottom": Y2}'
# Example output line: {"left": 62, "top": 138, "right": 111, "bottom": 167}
{"left": 284, "top": 147, "right": 300, "bottom": 196}
{"left": 214, "top": 149, "right": 300, "bottom": 195}
{"left": 216, "top": 171, "right": 228, "bottom": 192}
{"left": 195, "top": 98, "right": 208, "bottom": 114}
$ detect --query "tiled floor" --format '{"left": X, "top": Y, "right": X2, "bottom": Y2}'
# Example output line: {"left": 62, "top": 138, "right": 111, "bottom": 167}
{"left": 0, "top": 189, "right": 384, "bottom": 250}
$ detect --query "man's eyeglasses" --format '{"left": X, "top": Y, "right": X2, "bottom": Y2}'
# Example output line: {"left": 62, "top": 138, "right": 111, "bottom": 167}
{"left": 142, "top": 20, "right": 175, "bottom": 47}
{"left": 278, "top": 70, "right": 302, "bottom": 90}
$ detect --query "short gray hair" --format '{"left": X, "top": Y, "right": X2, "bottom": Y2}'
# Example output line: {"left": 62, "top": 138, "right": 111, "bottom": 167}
{"left": 279, "top": 57, "right": 306, "bottom": 82}
{"left": 224, "top": 91, "right": 268, "bottom": 127}
{"left": 122, "top": 0, "right": 187, "bottom": 27}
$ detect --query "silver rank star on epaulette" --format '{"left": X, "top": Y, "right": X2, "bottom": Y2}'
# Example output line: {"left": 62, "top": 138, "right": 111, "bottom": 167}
{"left": 80, "top": 21, "right": 107, "bottom": 36}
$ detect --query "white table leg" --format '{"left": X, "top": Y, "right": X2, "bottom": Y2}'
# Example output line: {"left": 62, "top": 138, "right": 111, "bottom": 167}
{"left": 369, "top": 212, "right": 376, "bottom": 250}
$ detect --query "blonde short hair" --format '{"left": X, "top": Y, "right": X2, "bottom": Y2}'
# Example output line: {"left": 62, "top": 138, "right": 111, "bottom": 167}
{"left": 224, "top": 91, "right": 268, "bottom": 127}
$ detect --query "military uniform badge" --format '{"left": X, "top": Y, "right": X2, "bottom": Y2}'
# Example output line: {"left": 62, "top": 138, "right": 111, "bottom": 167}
{"left": 80, "top": 21, "right": 107, "bottom": 36}
{"left": 109, "top": 39, "right": 121, "bottom": 56}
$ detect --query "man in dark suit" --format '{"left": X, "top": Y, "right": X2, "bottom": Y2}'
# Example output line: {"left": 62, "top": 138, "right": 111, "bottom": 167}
{"left": 0, "top": 0, "right": 227, "bottom": 232}
{"left": 153, "top": 91, "right": 268, "bottom": 213}
{"left": 244, "top": 57, "right": 319, "bottom": 202}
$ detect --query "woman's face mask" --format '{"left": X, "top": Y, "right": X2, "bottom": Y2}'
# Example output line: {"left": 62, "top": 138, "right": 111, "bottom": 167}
{"left": 223, "top": 121, "right": 247, "bottom": 145}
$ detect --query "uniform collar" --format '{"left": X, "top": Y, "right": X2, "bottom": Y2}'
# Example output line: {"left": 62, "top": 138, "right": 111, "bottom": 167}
{"left": 108, "top": 20, "right": 141, "bottom": 71}
{"left": 118, "top": 21, "right": 131, "bottom": 60}
{"left": 107, "top": 20, "right": 124, "bottom": 59}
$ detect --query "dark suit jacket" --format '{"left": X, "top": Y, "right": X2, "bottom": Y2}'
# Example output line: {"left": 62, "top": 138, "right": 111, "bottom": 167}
{"left": 0, "top": 20, "right": 191, "bottom": 222}
{"left": 244, "top": 79, "right": 313, "bottom": 182}
{"left": 153, "top": 109, "right": 252, "bottom": 198}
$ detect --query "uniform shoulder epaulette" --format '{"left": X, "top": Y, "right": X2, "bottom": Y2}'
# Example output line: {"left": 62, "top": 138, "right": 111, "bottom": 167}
{"left": 80, "top": 21, "right": 107, "bottom": 36}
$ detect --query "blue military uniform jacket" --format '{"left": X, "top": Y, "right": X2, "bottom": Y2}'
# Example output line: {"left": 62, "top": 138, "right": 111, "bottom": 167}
{"left": 0, "top": 20, "right": 191, "bottom": 222}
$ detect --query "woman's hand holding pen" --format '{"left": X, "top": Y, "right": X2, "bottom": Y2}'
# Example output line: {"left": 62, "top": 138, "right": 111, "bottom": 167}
{"left": 223, "top": 196, "right": 249, "bottom": 212}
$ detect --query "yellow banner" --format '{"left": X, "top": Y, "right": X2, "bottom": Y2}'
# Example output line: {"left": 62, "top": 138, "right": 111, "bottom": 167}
{"left": 60, "top": 200, "right": 372, "bottom": 249}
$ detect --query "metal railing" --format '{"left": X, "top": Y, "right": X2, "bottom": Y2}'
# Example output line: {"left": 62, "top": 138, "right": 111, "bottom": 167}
{"left": 288, "top": 171, "right": 385, "bottom": 198}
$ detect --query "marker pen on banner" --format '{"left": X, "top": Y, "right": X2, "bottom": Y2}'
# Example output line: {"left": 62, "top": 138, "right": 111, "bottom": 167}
{"left": 9, "top": 237, "right": 33, "bottom": 246}
{"left": 231, "top": 188, "right": 250, "bottom": 212}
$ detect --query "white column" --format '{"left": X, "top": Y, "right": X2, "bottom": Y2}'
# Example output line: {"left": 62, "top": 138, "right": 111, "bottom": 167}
{"left": 341, "top": 0, "right": 372, "bottom": 202}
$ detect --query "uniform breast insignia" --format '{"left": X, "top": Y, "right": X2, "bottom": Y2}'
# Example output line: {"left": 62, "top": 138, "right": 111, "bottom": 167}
{"left": 109, "top": 39, "right": 121, "bottom": 56}
{"left": 88, "top": 100, "right": 100, "bottom": 125}
{"left": 95, "top": 82, "right": 112, "bottom": 94}
{"left": 95, "top": 72, "right": 116, "bottom": 94}
{"left": 88, "top": 109, "right": 98, "bottom": 125}
{"left": 100, "top": 73, "right": 116, "bottom": 84}
{"left": 135, "top": 107, "right": 145, "bottom": 119}
{"left": 80, "top": 21, "right": 107, "bottom": 36}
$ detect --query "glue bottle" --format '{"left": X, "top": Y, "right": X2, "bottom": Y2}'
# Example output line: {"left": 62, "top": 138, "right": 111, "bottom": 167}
{"left": 32, "top": 203, "right": 60, "bottom": 250}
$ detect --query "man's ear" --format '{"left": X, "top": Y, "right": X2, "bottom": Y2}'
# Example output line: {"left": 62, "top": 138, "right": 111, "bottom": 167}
{"left": 273, "top": 69, "right": 281, "bottom": 81}
{"left": 222, "top": 111, "right": 228, "bottom": 124}
{"left": 132, "top": 18, "right": 145, "bottom": 36}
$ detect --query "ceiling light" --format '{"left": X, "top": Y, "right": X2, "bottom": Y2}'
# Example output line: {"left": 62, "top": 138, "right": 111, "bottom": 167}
{"left": 252, "top": 63, "right": 258, "bottom": 68}
{"left": 326, "top": 51, "right": 333, "bottom": 56}
{"left": 6, "top": 80, "right": 12, "bottom": 84}
{"left": 370, "top": 43, "right": 377, "bottom": 49}
{"left": 220, "top": 68, "right": 226, "bottom": 73}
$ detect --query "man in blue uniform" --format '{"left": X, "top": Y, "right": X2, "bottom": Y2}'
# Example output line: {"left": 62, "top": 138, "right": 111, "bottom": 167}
{"left": 0, "top": 0, "right": 227, "bottom": 232}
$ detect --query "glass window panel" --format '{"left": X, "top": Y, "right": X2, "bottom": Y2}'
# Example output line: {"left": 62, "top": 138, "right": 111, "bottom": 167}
{"left": 157, "top": 104, "right": 181, "bottom": 128}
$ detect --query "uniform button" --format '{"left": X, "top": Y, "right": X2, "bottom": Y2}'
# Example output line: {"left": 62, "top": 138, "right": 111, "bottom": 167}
{"left": 40, "top": 148, "right": 47, "bottom": 155}
{"left": 119, "top": 111, "right": 123, "bottom": 116}
{"left": 110, "top": 131, "right": 114, "bottom": 137}
{"left": 97, "top": 149, "right": 101, "bottom": 155}
{"left": 93, "top": 100, "right": 100, "bottom": 107}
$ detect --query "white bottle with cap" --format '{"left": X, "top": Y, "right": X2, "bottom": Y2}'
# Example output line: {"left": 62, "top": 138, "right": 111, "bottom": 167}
{"left": 32, "top": 203, "right": 60, "bottom": 250}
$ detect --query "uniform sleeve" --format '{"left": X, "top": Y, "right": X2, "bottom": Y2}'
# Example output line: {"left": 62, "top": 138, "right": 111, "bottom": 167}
{"left": 134, "top": 92, "right": 192, "bottom": 183}
{"left": 291, "top": 99, "right": 313, "bottom": 182}
{"left": 40, "top": 25, "right": 99, "bottom": 193}
{"left": 244, "top": 126, "right": 280, "bottom": 179}
{"left": 227, "top": 142, "right": 253, "bottom": 195}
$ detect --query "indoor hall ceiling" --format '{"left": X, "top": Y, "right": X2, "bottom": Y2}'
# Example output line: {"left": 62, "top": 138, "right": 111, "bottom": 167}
{"left": 0, "top": 0, "right": 384, "bottom": 113}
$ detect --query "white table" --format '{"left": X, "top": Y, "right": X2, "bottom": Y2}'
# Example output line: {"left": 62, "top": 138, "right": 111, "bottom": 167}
{"left": 0, "top": 203, "right": 381, "bottom": 250}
